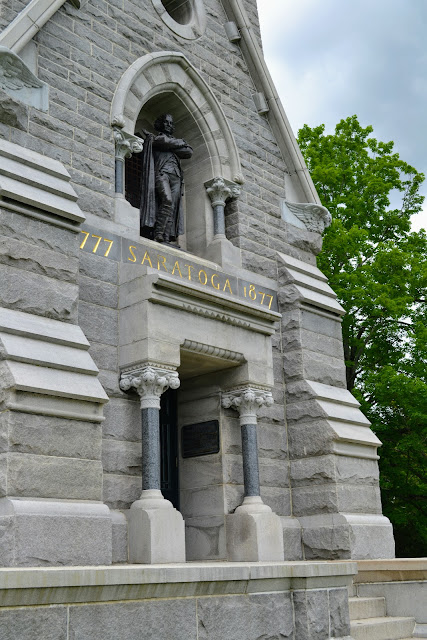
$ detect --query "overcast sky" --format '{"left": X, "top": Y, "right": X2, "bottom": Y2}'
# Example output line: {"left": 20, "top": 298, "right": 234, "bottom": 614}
{"left": 257, "top": 0, "right": 427, "bottom": 231}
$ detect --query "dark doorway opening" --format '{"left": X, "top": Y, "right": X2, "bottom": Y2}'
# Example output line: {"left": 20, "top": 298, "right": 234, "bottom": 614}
{"left": 160, "top": 388, "right": 179, "bottom": 509}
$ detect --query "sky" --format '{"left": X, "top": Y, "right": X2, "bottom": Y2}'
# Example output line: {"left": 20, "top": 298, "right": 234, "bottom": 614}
{"left": 257, "top": 0, "right": 427, "bottom": 231}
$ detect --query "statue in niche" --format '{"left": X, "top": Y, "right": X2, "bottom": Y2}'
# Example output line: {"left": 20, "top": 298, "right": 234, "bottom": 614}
{"left": 140, "top": 114, "right": 193, "bottom": 244}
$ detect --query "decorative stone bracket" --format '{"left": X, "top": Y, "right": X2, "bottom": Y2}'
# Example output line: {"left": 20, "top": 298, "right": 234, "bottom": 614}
{"left": 205, "top": 176, "right": 241, "bottom": 237}
{"left": 0, "top": 46, "right": 48, "bottom": 111}
{"left": 282, "top": 200, "right": 332, "bottom": 234}
{"left": 120, "top": 364, "right": 180, "bottom": 410}
{"left": 112, "top": 115, "right": 144, "bottom": 194}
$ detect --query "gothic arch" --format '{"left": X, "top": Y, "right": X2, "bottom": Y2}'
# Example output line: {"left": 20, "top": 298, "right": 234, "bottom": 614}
{"left": 111, "top": 51, "right": 243, "bottom": 255}
{"left": 111, "top": 51, "right": 243, "bottom": 182}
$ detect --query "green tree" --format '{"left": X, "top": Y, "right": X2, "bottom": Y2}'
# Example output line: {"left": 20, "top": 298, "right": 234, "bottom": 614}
{"left": 297, "top": 115, "right": 427, "bottom": 556}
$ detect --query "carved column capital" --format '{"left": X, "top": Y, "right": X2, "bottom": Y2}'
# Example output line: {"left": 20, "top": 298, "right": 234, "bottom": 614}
{"left": 222, "top": 386, "right": 273, "bottom": 424}
{"left": 205, "top": 176, "right": 241, "bottom": 207}
{"left": 120, "top": 365, "right": 180, "bottom": 409}
{"left": 113, "top": 126, "right": 144, "bottom": 161}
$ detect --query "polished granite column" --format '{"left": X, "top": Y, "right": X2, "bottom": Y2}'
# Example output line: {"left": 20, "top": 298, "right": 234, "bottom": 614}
{"left": 222, "top": 386, "right": 284, "bottom": 561}
{"left": 120, "top": 365, "right": 185, "bottom": 563}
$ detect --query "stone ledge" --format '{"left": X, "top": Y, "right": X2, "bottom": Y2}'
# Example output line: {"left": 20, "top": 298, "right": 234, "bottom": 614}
{"left": 355, "top": 558, "right": 427, "bottom": 582}
{"left": 0, "top": 560, "right": 357, "bottom": 598}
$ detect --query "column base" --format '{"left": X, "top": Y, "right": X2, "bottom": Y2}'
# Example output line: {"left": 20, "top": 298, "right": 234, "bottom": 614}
{"left": 205, "top": 237, "right": 241, "bottom": 268}
{"left": 298, "top": 513, "right": 395, "bottom": 560}
{"left": 128, "top": 490, "right": 186, "bottom": 564}
{"left": 226, "top": 496, "right": 284, "bottom": 561}
{"left": 0, "top": 498, "right": 112, "bottom": 566}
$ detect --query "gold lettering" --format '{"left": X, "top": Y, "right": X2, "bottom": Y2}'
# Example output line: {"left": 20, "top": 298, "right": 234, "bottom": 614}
{"left": 141, "top": 251, "right": 153, "bottom": 267}
{"left": 91, "top": 234, "right": 102, "bottom": 254}
{"left": 266, "top": 294, "right": 274, "bottom": 310}
{"left": 248, "top": 284, "right": 256, "bottom": 300}
{"left": 198, "top": 269, "right": 207, "bottom": 285}
{"left": 211, "top": 273, "right": 220, "bottom": 290}
{"left": 223, "top": 278, "right": 233, "bottom": 294}
{"left": 128, "top": 245, "right": 137, "bottom": 262}
{"left": 259, "top": 291, "right": 266, "bottom": 305}
{"left": 103, "top": 238, "right": 113, "bottom": 257}
{"left": 157, "top": 255, "right": 168, "bottom": 271}
{"left": 171, "top": 260, "right": 183, "bottom": 277}
{"left": 79, "top": 230, "right": 90, "bottom": 249}
{"left": 185, "top": 264, "right": 195, "bottom": 280}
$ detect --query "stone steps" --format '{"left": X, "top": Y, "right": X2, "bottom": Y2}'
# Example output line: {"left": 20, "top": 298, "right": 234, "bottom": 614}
{"left": 349, "top": 595, "right": 415, "bottom": 640}
{"left": 349, "top": 596, "right": 386, "bottom": 620}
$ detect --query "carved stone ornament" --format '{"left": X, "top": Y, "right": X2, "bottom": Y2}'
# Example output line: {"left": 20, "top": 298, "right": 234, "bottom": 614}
{"left": 0, "top": 46, "right": 48, "bottom": 111}
{"left": 205, "top": 176, "right": 241, "bottom": 207}
{"left": 113, "top": 126, "right": 144, "bottom": 161}
{"left": 222, "top": 386, "right": 273, "bottom": 424}
{"left": 120, "top": 365, "right": 180, "bottom": 409}
{"left": 283, "top": 200, "right": 332, "bottom": 234}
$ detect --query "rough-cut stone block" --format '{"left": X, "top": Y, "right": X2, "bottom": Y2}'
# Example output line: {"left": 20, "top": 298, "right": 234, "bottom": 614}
{"left": 6, "top": 452, "right": 103, "bottom": 500}
{"left": 0, "top": 265, "right": 78, "bottom": 322}
{"left": 288, "top": 422, "right": 334, "bottom": 459}
{"left": 336, "top": 485, "right": 382, "bottom": 514}
{"left": 89, "top": 342, "right": 118, "bottom": 372}
{"left": 197, "top": 593, "right": 294, "bottom": 640}
{"left": 292, "top": 485, "right": 339, "bottom": 516}
{"left": 292, "top": 589, "right": 329, "bottom": 640}
{"left": 78, "top": 274, "right": 118, "bottom": 308}
{"left": 103, "top": 473, "right": 141, "bottom": 510}
{"left": 3, "top": 411, "right": 101, "bottom": 460}
{"left": 0, "top": 235, "right": 78, "bottom": 282}
{"left": 335, "top": 456, "right": 379, "bottom": 484}
{"left": 102, "top": 439, "right": 141, "bottom": 475}
{"left": 329, "top": 588, "right": 351, "bottom": 637}
{"left": 259, "top": 458, "right": 289, "bottom": 487}
{"left": 69, "top": 599, "right": 197, "bottom": 640}
{"left": 79, "top": 250, "right": 118, "bottom": 284}
{"left": 257, "top": 421, "right": 288, "bottom": 459}
{"left": 281, "top": 516, "right": 303, "bottom": 560}
{"left": 0, "top": 211, "right": 78, "bottom": 257}
{"left": 0, "top": 604, "right": 67, "bottom": 640}
{"left": 103, "top": 397, "right": 140, "bottom": 441}
{"left": 0, "top": 453, "right": 6, "bottom": 496}
{"left": 0, "top": 89, "right": 29, "bottom": 131}
{"left": 290, "top": 456, "right": 336, "bottom": 487}
{"left": 302, "top": 351, "right": 347, "bottom": 387}
{"left": 78, "top": 300, "right": 118, "bottom": 346}
{"left": 299, "top": 515, "right": 352, "bottom": 560}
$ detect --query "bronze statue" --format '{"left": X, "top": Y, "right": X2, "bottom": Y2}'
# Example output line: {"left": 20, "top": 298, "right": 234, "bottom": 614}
{"left": 140, "top": 114, "right": 193, "bottom": 244}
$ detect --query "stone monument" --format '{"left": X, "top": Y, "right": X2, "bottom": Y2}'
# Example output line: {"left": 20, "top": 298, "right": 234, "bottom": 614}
{"left": 0, "top": 0, "right": 419, "bottom": 639}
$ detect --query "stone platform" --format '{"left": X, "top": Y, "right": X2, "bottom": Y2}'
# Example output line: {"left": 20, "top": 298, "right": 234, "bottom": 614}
{"left": 0, "top": 561, "right": 357, "bottom": 640}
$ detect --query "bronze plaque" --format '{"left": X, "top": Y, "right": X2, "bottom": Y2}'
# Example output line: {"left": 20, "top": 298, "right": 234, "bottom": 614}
{"left": 181, "top": 420, "right": 220, "bottom": 458}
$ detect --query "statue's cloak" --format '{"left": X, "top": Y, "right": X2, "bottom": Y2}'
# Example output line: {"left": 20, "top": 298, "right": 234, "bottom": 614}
{"left": 139, "top": 134, "right": 185, "bottom": 240}
{"left": 139, "top": 134, "right": 156, "bottom": 231}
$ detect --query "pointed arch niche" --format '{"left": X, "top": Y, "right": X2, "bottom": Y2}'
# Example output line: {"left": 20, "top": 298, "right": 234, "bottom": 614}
{"left": 111, "top": 51, "right": 244, "bottom": 258}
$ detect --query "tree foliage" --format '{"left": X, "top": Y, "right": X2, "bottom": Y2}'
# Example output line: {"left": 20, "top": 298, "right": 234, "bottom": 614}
{"left": 297, "top": 116, "right": 427, "bottom": 556}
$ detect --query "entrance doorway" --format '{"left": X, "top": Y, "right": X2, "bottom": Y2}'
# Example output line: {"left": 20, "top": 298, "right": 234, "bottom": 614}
{"left": 160, "top": 388, "right": 179, "bottom": 509}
